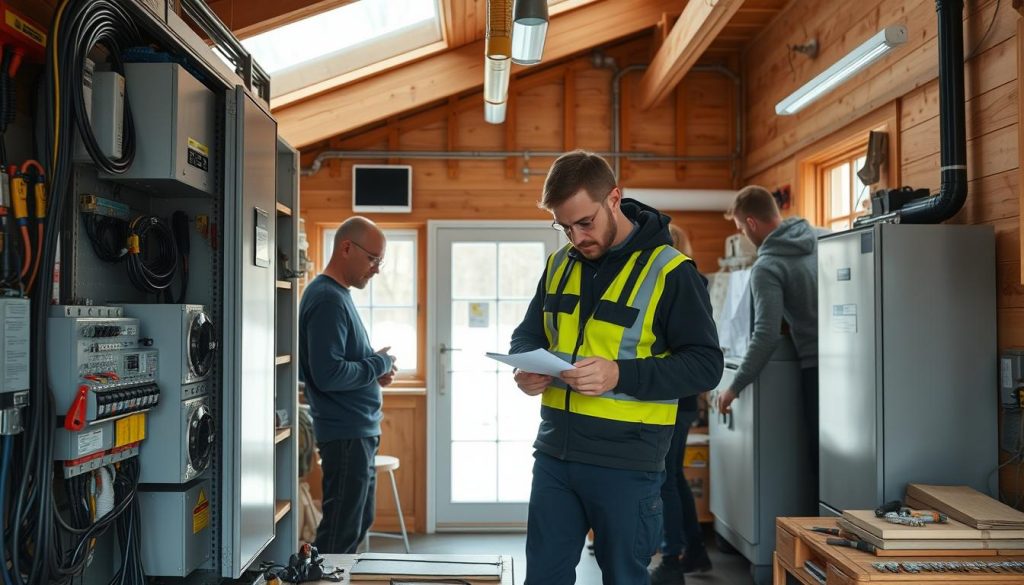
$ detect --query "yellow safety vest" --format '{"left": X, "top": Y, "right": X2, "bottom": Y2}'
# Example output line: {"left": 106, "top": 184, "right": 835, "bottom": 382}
{"left": 540, "top": 243, "right": 690, "bottom": 427}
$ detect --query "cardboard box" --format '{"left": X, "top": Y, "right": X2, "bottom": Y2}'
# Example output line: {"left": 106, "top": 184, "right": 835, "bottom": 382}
{"left": 683, "top": 444, "right": 709, "bottom": 468}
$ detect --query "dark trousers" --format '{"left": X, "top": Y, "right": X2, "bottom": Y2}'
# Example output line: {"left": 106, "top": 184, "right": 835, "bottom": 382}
{"left": 660, "top": 410, "right": 705, "bottom": 558}
{"left": 315, "top": 435, "right": 379, "bottom": 554}
{"left": 802, "top": 367, "right": 819, "bottom": 504}
{"left": 526, "top": 451, "right": 664, "bottom": 585}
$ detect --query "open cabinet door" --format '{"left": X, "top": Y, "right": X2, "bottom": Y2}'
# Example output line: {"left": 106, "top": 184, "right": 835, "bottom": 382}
{"left": 220, "top": 85, "right": 278, "bottom": 577}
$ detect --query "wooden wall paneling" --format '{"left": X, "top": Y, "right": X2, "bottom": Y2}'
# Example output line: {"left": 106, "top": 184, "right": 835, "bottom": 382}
{"left": 456, "top": 102, "right": 504, "bottom": 149}
{"left": 447, "top": 97, "right": 459, "bottom": 179}
{"left": 743, "top": 0, "right": 1011, "bottom": 178}
{"left": 1020, "top": 16, "right": 1024, "bottom": 282}
{"left": 505, "top": 93, "right": 518, "bottom": 179}
{"left": 374, "top": 393, "right": 427, "bottom": 533}
{"left": 516, "top": 83, "right": 564, "bottom": 152}
{"left": 573, "top": 69, "right": 613, "bottom": 151}
{"left": 387, "top": 118, "right": 400, "bottom": 164}
{"left": 564, "top": 69, "right": 576, "bottom": 152}
{"left": 901, "top": 80, "right": 1017, "bottom": 169}
{"left": 620, "top": 70, "right": 635, "bottom": 181}
{"left": 675, "top": 81, "right": 688, "bottom": 182}
{"left": 900, "top": 123, "right": 1018, "bottom": 192}
{"left": 954, "top": 170, "right": 1020, "bottom": 226}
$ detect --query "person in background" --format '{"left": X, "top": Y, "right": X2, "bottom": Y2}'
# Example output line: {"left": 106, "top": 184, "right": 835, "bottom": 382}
{"left": 649, "top": 224, "right": 712, "bottom": 585}
{"left": 510, "top": 150, "right": 723, "bottom": 585}
{"left": 298, "top": 216, "right": 398, "bottom": 554}
{"left": 715, "top": 186, "right": 823, "bottom": 500}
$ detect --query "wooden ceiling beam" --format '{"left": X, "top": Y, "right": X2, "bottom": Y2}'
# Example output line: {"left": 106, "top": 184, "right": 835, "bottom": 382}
{"left": 205, "top": 0, "right": 357, "bottom": 39}
{"left": 636, "top": 0, "right": 746, "bottom": 110}
{"left": 277, "top": 0, "right": 679, "bottom": 149}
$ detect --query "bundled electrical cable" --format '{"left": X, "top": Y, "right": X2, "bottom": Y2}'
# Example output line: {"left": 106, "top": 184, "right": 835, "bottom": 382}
{"left": 126, "top": 214, "right": 178, "bottom": 295}
{"left": 5, "top": 1, "right": 141, "bottom": 584}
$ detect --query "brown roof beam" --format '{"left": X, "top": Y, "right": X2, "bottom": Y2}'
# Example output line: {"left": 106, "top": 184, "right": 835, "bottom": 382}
{"left": 636, "top": 0, "right": 746, "bottom": 110}
{"left": 205, "top": 0, "right": 358, "bottom": 39}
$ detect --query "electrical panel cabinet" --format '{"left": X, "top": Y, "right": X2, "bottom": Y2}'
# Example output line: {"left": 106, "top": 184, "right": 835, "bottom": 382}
{"left": 101, "top": 62, "right": 216, "bottom": 197}
{"left": 0, "top": 2, "right": 297, "bottom": 583}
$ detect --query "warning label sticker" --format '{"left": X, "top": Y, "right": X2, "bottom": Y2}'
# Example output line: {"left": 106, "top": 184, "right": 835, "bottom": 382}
{"left": 5, "top": 11, "right": 46, "bottom": 48}
{"left": 186, "top": 137, "right": 209, "bottom": 172}
{"left": 77, "top": 428, "right": 103, "bottom": 457}
{"left": 193, "top": 489, "right": 210, "bottom": 534}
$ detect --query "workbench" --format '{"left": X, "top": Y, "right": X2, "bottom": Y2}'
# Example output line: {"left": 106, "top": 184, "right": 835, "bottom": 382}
{"left": 315, "top": 554, "right": 514, "bottom": 584}
{"left": 775, "top": 517, "right": 1024, "bottom": 584}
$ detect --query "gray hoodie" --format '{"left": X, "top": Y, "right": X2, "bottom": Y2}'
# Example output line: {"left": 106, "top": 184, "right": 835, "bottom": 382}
{"left": 732, "top": 217, "right": 823, "bottom": 392}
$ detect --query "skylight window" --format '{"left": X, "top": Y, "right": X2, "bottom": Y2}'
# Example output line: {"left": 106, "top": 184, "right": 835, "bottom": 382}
{"left": 243, "top": 0, "right": 441, "bottom": 98}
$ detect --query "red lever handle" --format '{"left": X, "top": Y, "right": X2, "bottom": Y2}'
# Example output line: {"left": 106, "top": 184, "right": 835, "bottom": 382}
{"left": 64, "top": 385, "right": 88, "bottom": 431}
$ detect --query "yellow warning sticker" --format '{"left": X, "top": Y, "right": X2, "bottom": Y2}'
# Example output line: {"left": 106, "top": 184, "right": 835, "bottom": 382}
{"left": 4, "top": 11, "right": 46, "bottom": 48}
{"left": 187, "top": 137, "right": 209, "bottom": 156}
{"left": 193, "top": 489, "right": 210, "bottom": 534}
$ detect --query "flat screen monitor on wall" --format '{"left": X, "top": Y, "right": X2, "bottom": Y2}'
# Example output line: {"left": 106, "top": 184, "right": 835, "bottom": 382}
{"left": 352, "top": 164, "right": 412, "bottom": 213}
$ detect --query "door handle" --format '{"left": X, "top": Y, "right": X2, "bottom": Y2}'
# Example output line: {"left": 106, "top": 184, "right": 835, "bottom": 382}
{"left": 438, "top": 343, "right": 461, "bottom": 395}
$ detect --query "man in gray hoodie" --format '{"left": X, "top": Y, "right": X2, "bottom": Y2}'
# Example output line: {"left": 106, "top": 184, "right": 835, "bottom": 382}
{"left": 715, "top": 185, "right": 823, "bottom": 492}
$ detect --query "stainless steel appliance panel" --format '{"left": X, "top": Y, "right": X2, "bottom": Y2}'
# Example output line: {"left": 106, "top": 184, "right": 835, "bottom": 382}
{"left": 878, "top": 225, "right": 997, "bottom": 500}
{"left": 221, "top": 87, "right": 277, "bottom": 576}
{"left": 818, "top": 228, "right": 880, "bottom": 513}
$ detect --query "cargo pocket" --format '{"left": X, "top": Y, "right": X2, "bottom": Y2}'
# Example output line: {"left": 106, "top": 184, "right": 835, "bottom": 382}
{"left": 634, "top": 494, "right": 663, "bottom": 561}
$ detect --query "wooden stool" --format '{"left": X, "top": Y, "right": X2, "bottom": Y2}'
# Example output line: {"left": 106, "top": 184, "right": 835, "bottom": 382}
{"left": 365, "top": 455, "right": 411, "bottom": 553}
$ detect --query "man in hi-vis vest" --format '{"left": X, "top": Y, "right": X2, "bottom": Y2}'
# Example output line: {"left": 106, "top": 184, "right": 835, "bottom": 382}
{"left": 510, "top": 150, "right": 723, "bottom": 585}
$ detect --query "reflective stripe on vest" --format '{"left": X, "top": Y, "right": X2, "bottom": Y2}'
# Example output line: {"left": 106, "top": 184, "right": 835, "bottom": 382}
{"left": 540, "top": 243, "right": 690, "bottom": 426}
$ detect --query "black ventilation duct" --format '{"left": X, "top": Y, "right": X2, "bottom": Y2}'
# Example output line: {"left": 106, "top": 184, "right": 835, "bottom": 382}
{"left": 858, "top": 0, "right": 967, "bottom": 225}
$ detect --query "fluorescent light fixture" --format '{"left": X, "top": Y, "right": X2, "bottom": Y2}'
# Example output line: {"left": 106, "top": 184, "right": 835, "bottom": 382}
{"left": 511, "top": 0, "right": 548, "bottom": 65}
{"left": 484, "top": 57, "right": 510, "bottom": 103}
{"left": 484, "top": 100, "right": 507, "bottom": 124}
{"left": 776, "top": 25, "right": 907, "bottom": 115}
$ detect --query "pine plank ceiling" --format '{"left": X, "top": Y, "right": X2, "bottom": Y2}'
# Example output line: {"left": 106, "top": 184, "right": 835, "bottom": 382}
{"left": 207, "top": 0, "right": 789, "bottom": 149}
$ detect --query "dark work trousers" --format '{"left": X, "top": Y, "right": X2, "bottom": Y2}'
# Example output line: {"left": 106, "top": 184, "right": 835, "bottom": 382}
{"left": 526, "top": 451, "right": 665, "bottom": 585}
{"left": 659, "top": 410, "right": 704, "bottom": 559}
{"left": 314, "top": 435, "right": 379, "bottom": 554}
{"left": 802, "top": 367, "right": 819, "bottom": 505}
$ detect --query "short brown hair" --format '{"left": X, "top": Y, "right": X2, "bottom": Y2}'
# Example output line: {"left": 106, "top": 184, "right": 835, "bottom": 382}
{"left": 726, "top": 185, "right": 780, "bottom": 222}
{"left": 540, "top": 150, "right": 616, "bottom": 209}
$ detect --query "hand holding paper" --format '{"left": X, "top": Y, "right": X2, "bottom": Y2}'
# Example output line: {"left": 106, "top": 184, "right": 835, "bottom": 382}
{"left": 485, "top": 348, "right": 575, "bottom": 378}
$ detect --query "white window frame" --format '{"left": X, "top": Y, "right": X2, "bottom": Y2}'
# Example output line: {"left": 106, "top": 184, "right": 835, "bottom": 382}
{"left": 322, "top": 227, "right": 419, "bottom": 376}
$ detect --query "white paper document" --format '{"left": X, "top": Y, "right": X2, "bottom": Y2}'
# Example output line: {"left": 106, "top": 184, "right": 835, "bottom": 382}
{"left": 485, "top": 349, "right": 575, "bottom": 377}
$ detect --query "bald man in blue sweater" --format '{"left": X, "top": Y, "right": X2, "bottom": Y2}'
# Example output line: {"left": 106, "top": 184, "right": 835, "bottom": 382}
{"left": 299, "top": 216, "right": 397, "bottom": 554}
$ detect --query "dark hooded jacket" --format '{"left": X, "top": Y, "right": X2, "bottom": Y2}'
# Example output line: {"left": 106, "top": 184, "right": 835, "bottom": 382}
{"left": 732, "top": 217, "right": 823, "bottom": 392}
{"left": 510, "top": 199, "right": 723, "bottom": 471}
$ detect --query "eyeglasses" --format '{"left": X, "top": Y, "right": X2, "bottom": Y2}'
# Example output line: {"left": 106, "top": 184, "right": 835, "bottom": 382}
{"left": 551, "top": 191, "right": 612, "bottom": 237}
{"left": 349, "top": 240, "right": 385, "bottom": 268}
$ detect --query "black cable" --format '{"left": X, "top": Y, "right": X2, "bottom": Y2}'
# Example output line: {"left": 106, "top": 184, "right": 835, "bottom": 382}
{"left": 125, "top": 214, "right": 178, "bottom": 295}
{"left": 82, "top": 214, "right": 128, "bottom": 263}
{"left": 16, "top": 1, "right": 141, "bottom": 583}
{"left": 172, "top": 210, "right": 190, "bottom": 303}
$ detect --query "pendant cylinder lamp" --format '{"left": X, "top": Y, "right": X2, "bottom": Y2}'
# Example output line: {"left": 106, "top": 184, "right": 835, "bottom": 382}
{"left": 512, "top": 0, "right": 548, "bottom": 65}
{"left": 484, "top": 100, "right": 507, "bottom": 124}
{"left": 485, "top": 0, "right": 512, "bottom": 112}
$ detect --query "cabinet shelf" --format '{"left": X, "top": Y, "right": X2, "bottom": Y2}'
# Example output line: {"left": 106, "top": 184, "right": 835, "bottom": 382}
{"left": 274, "top": 427, "right": 292, "bottom": 444}
{"left": 276, "top": 280, "right": 293, "bottom": 290}
{"left": 274, "top": 500, "right": 291, "bottom": 523}
{"left": 275, "top": 354, "right": 292, "bottom": 365}
{"left": 275, "top": 202, "right": 292, "bottom": 216}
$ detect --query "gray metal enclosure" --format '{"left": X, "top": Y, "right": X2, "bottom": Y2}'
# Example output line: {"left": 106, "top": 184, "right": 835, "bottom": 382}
{"left": 219, "top": 87, "right": 278, "bottom": 576}
{"left": 817, "top": 224, "right": 997, "bottom": 516}
{"left": 710, "top": 337, "right": 815, "bottom": 585}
